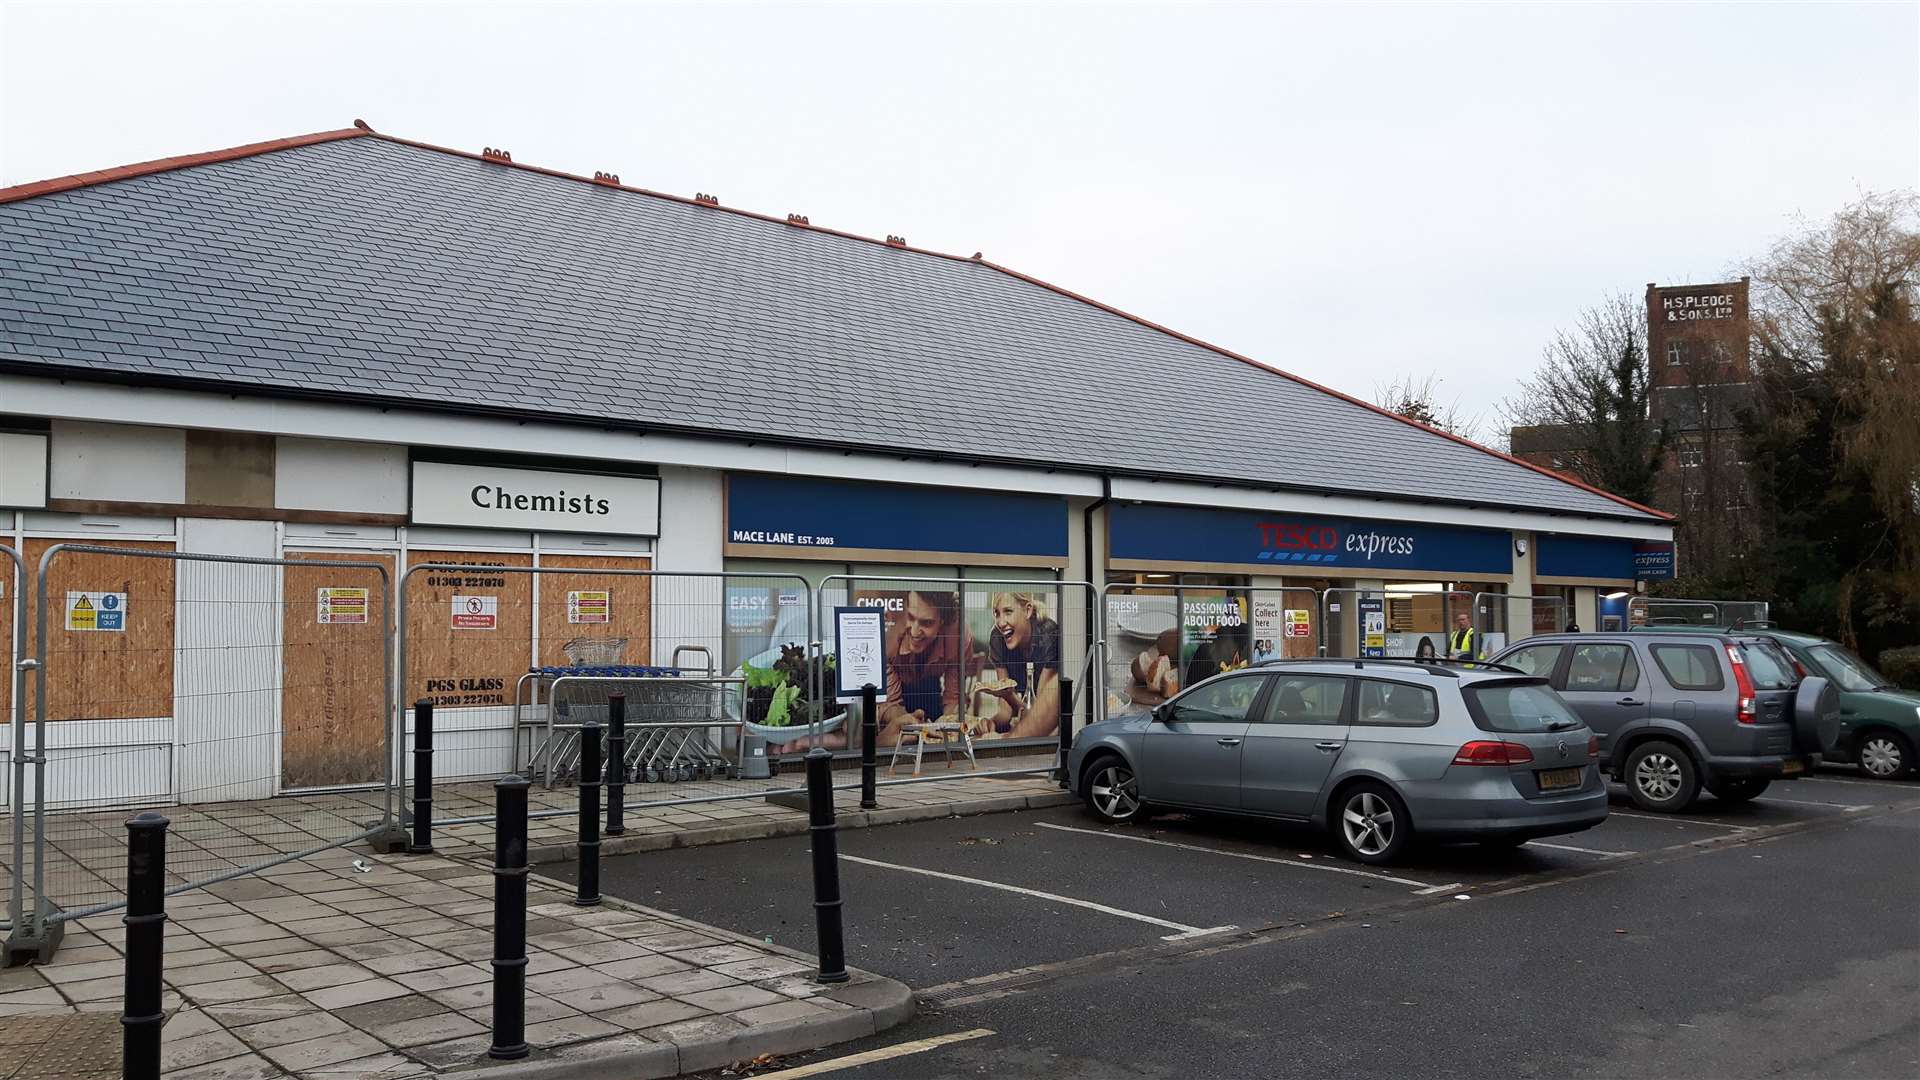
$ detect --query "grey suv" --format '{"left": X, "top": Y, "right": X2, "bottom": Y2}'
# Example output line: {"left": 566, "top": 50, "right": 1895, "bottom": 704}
{"left": 1067, "top": 659, "right": 1608, "bottom": 865}
{"left": 1489, "top": 633, "right": 1836, "bottom": 812}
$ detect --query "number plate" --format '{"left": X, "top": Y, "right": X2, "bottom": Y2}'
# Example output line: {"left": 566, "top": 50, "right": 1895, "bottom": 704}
{"left": 1781, "top": 759, "right": 1804, "bottom": 776}
{"left": 1536, "top": 767, "right": 1584, "bottom": 791}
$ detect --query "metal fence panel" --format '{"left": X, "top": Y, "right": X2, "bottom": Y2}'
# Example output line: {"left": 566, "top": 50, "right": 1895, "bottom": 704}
{"left": 1472, "top": 592, "right": 1570, "bottom": 656}
{"left": 25, "top": 545, "right": 395, "bottom": 923}
{"left": 398, "top": 565, "right": 816, "bottom": 811}
{"left": 1101, "top": 583, "right": 1320, "bottom": 720}
{"left": 1317, "top": 587, "right": 1472, "bottom": 659}
{"left": 1629, "top": 596, "right": 1769, "bottom": 628}
{"left": 2, "top": 544, "right": 23, "bottom": 934}
{"left": 816, "top": 576, "right": 1098, "bottom": 760}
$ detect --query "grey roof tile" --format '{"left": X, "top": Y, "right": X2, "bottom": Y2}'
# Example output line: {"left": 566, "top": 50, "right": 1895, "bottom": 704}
{"left": 0, "top": 134, "right": 1657, "bottom": 520}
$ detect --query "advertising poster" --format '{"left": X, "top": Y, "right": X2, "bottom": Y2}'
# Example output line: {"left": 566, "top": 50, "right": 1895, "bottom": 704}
{"left": 1250, "top": 595, "right": 1285, "bottom": 664}
{"left": 792, "top": 584, "right": 1063, "bottom": 752}
{"left": 566, "top": 589, "right": 611, "bottom": 624}
{"left": 1182, "top": 591, "right": 1250, "bottom": 684}
{"left": 1358, "top": 597, "right": 1386, "bottom": 657}
{"left": 316, "top": 587, "right": 369, "bottom": 625}
{"left": 1105, "top": 591, "right": 1178, "bottom": 720}
{"left": 964, "top": 586, "right": 1062, "bottom": 744}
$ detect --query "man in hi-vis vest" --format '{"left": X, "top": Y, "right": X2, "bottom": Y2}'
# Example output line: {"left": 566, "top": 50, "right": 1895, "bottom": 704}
{"left": 1448, "top": 612, "right": 1480, "bottom": 660}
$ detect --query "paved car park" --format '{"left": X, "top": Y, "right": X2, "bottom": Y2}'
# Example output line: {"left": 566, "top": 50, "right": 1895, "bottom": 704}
{"left": 575, "top": 768, "right": 1920, "bottom": 1001}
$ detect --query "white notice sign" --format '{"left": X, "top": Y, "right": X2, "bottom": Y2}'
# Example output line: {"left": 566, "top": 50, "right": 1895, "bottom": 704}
{"left": 833, "top": 606, "right": 888, "bottom": 704}
{"left": 452, "top": 594, "right": 499, "bottom": 630}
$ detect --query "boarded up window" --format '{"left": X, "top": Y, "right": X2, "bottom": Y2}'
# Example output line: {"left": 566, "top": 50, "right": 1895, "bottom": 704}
{"left": 282, "top": 551, "right": 394, "bottom": 788}
{"left": 533, "top": 554, "right": 653, "bottom": 669}
{"left": 24, "top": 539, "right": 176, "bottom": 722}
{"left": 405, "top": 551, "right": 533, "bottom": 709}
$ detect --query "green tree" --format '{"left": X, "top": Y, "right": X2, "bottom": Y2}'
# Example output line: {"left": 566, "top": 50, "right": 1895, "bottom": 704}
{"left": 1741, "top": 192, "right": 1919, "bottom": 655}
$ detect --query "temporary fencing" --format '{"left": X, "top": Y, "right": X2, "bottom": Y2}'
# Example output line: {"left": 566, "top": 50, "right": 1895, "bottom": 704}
{"left": 1103, "top": 582, "right": 1322, "bottom": 722}
{"left": 399, "top": 565, "right": 821, "bottom": 820}
{"left": 6, "top": 544, "right": 396, "bottom": 946}
{"left": 1471, "top": 592, "right": 1571, "bottom": 655}
{"left": 816, "top": 575, "right": 1098, "bottom": 778}
{"left": 1629, "top": 596, "right": 1770, "bottom": 628}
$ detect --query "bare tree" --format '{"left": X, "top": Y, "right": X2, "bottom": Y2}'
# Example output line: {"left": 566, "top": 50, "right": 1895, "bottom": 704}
{"left": 1372, "top": 372, "right": 1485, "bottom": 442}
{"left": 1501, "top": 293, "right": 1667, "bottom": 505}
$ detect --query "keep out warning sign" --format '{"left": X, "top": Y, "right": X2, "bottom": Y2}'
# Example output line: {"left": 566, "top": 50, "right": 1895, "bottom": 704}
{"left": 66, "top": 591, "right": 127, "bottom": 632}
{"left": 452, "top": 594, "right": 499, "bottom": 630}
{"left": 317, "top": 587, "right": 370, "bottom": 624}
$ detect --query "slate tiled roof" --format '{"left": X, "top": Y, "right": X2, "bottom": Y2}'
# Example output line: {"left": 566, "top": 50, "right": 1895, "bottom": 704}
{"left": 0, "top": 129, "right": 1665, "bottom": 521}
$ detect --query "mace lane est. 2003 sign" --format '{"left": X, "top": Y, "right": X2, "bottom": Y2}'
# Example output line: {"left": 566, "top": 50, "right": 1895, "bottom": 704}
{"left": 410, "top": 461, "right": 661, "bottom": 536}
{"left": 724, "top": 473, "right": 1069, "bottom": 562}
{"left": 1108, "top": 503, "right": 1512, "bottom": 575}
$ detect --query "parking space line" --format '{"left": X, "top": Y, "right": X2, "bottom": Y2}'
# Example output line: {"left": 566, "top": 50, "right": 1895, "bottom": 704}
{"left": 1526, "top": 841, "right": 1633, "bottom": 856}
{"left": 1034, "top": 821, "right": 1442, "bottom": 891}
{"left": 754, "top": 1028, "right": 995, "bottom": 1078}
{"left": 1607, "top": 811, "right": 1753, "bottom": 830}
{"left": 1795, "top": 775, "right": 1887, "bottom": 787}
{"left": 838, "top": 854, "right": 1237, "bottom": 941}
{"left": 1758, "top": 796, "right": 1872, "bottom": 811}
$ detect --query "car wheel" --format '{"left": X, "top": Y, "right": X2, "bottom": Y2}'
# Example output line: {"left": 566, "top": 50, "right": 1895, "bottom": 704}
{"left": 1082, "top": 755, "right": 1144, "bottom": 823}
{"left": 1624, "top": 740, "right": 1700, "bottom": 813}
{"left": 1707, "top": 778, "right": 1770, "bottom": 803}
{"left": 1332, "top": 782, "right": 1412, "bottom": 865}
{"left": 1856, "top": 730, "right": 1915, "bottom": 780}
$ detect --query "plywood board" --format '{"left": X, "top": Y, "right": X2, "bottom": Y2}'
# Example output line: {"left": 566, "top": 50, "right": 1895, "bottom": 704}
{"left": 23, "top": 539, "right": 176, "bottom": 722}
{"left": 533, "top": 554, "right": 653, "bottom": 669}
{"left": 282, "top": 551, "right": 394, "bottom": 788}
{"left": 404, "top": 551, "right": 534, "bottom": 708}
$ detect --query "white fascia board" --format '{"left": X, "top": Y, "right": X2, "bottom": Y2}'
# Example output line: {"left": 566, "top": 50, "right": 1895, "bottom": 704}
{"left": 1107, "top": 477, "right": 1674, "bottom": 542}
{"left": 2, "top": 374, "right": 1105, "bottom": 499}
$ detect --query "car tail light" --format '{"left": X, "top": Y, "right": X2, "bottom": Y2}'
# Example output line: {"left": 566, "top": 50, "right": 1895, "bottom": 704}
{"left": 1727, "top": 644, "right": 1758, "bottom": 724}
{"left": 1587, "top": 735, "right": 1600, "bottom": 758}
{"left": 1453, "top": 740, "right": 1535, "bottom": 765}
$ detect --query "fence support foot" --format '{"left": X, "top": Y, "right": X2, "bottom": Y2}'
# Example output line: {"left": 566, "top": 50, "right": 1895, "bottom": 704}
{"left": 3, "top": 919, "right": 62, "bottom": 967}
{"left": 364, "top": 820, "right": 411, "bottom": 855}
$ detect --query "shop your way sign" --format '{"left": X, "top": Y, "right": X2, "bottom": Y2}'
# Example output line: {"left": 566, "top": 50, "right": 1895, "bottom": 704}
{"left": 411, "top": 461, "right": 660, "bottom": 536}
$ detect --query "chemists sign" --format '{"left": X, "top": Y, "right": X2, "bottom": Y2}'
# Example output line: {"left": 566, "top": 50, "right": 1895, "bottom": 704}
{"left": 411, "top": 461, "right": 660, "bottom": 536}
{"left": 1109, "top": 503, "right": 1511, "bottom": 576}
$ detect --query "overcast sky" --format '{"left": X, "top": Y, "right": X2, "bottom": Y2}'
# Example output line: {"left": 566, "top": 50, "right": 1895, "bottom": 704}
{"left": 2, "top": 1, "right": 1913, "bottom": 434}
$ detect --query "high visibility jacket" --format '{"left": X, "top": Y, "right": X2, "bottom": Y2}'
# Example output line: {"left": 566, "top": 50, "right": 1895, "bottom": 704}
{"left": 1448, "top": 628, "right": 1478, "bottom": 658}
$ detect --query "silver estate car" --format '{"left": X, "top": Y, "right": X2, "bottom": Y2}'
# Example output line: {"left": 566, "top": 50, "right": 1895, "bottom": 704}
{"left": 1067, "top": 659, "right": 1609, "bottom": 865}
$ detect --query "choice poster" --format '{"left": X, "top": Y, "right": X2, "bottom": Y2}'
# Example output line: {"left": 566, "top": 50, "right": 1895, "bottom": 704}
{"left": 773, "top": 584, "right": 1063, "bottom": 752}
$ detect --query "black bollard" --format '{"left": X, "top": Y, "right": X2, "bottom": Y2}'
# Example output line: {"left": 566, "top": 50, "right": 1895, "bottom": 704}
{"left": 1056, "top": 677, "right": 1076, "bottom": 788}
{"left": 122, "top": 812, "right": 169, "bottom": 1080}
{"left": 575, "top": 721, "right": 602, "bottom": 907}
{"left": 806, "top": 748, "right": 849, "bottom": 983}
{"left": 606, "top": 693, "right": 626, "bottom": 836}
{"left": 410, "top": 699, "right": 435, "bottom": 854}
{"left": 859, "top": 683, "right": 878, "bottom": 811}
{"left": 489, "top": 775, "right": 530, "bottom": 1061}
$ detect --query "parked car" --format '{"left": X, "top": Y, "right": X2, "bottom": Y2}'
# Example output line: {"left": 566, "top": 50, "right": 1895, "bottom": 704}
{"left": 1489, "top": 632, "right": 1837, "bottom": 812}
{"left": 1067, "top": 659, "right": 1608, "bottom": 865}
{"left": 1631, "top": 624, "right": 1920, "bottom": 780}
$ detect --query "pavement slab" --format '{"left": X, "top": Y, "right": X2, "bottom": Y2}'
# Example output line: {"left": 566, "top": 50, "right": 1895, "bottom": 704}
{"left": 0, "top": 759, "right": 1063, "bottom": 1077}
